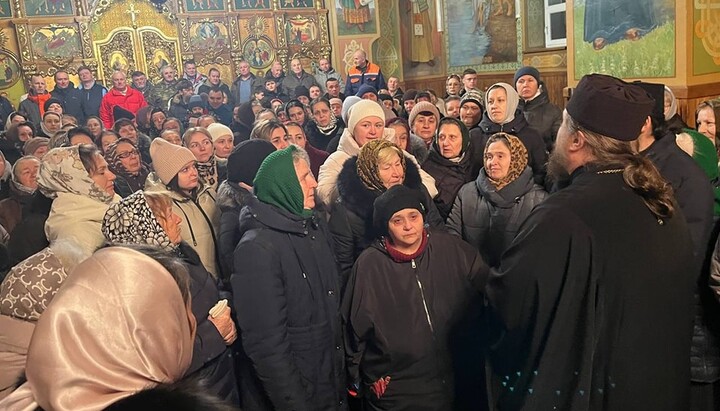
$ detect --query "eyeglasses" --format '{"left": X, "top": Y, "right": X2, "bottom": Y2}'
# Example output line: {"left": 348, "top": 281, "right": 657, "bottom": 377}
{"left": 117, "top": 149, "right": 139, "bottom": 159}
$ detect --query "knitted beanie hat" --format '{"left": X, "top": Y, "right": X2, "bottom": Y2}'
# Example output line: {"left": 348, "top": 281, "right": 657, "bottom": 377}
{"left": 43, "top": 98, "right": 63, "bottom": 113}
{"left": 460, "top": 89, "right": 484, "bottom": 108}
{"left": 513, "top": 66, "right": 541, "bottom": 86}
{"left": 347, "top": 99, "right": 385, "bottom": 135}
{"left": 23, "top": 137, "right": 50, "bottom": 156}
{"left": 188, "top": 95, "right": 204, "bottom": 110}
{"left": 341, "top": 96, "right": 362, "bottom": 125}
{"left": 206, "top": 123, "right": 233, "bottom": 142}
{"left": 355, "top": 84, "right": 378, "bottom": 98}
{"left": 373, "top": 185, "right": 427, "bottom": 237}
{"left": 149, "top": 138, "right": 196, "bottom": 185}
{"left": 227, "top": 139, "right": 276, "bottom": 185}
{"left": 254, "top": 145, "right": 308, "bottom": 217}
{"left": 408, "top": 101, "right": 440, "bottom": 127}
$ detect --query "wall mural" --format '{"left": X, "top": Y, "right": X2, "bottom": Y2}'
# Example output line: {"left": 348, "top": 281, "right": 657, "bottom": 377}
{"left": 189, "top": 20, "right": 230, "bottom": 52}
{"left": 25, "top": 0, "right": 74, "bottom": 16}
{"left": 573, "top": 0, "right": 675, "bottom": 79}
{"left": 0, "top": 51, "right": 21, "bottom": 90}
{"left": 234, "top": 0, "right": 270, "bottom": 10}
{"left": 445, "top": 0, "right": 520, "bottom": 72}
{"left": 31, "top": 25, "right": 82, "bottom": 60}
{"left": 399, "top": 0, "right": 443, "bottom": 79}
{"left": 693, "top": 0, "right": 720, "bottom": 75}
{"left": 185, "top": 0, "right": 225, "bottom": 12}
{"left": 335, "top": 0, "right": 376, "bottom": 36}
{"left": 0, "top": 0, "right": 11, "bottom": 18}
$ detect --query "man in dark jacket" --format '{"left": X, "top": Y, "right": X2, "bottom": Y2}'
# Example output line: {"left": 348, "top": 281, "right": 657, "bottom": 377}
{"left": 50, "top": 71, "right": 85, "bottom": 124}
{"left": 229, "top": 62, "right": 257, "bottom": 105}
{"left": 207, "top": 87, "right": 233, "bottom": 126}
{"left": 0, "top": 96, "right": 14, "bottom": 132}
{"left": 76, "top": 66, "right": 107, "bottom": 119}
{"left": 514, "top": 66, "right": 562, "bottom": 152}
{"left": 232, "top": 145, "right": 346, "bottom": 411}
{"left": 283, "top": 58, "right": 320, "bottom": 100}
{"left": 130, "top": 70, "right": 154, "bottom": 101}
{"left": 486, "top": 74, "right": 696, "bottom": 410}
{"left": 200, "top": 67, "right": 234, "bottom": 106}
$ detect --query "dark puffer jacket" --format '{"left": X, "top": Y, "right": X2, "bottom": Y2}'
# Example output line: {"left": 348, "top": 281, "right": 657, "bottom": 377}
{"left": 470, "top": 111, "right": 548, "bottom": 186}
{"left": 446, "top": 166, "right": 547, "bottom": 267}
{"left": 421, "top": 147, "right": 481, "bottom": 222}
{"left": 177, "top": 242, "right": 239, "bottom": 406}
{"left": 216, "top": 180, "right": 254, "bottom": 277}
{"left": 342, "top": 230, "right": 489, "bottom": 411}
{"left": 305, "top": 120, "right": 344, "bottom": 152}
{"left": 328, "top": 157, "right": 444, "bottom": 291}
{"left": 518, "top": 86, "right": 562, "bottom": 152}
{"left": 231, "top": 198, "right": 346, "bottom": 411}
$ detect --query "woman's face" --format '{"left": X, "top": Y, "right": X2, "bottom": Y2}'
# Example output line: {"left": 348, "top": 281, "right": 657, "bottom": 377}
{"left": 89, "top": 154, "right": 116, "bottom": 196}
{"left": 162, "top": 131, "right": 182, "bottom": 146}
{"left": 697, "top": 106, "right": 716, "bottom": 142}
{"left": 156, "top": 205, "right": 183, "bottom": 245}
{"left": 100, "top": 133, "right": 118, "bottom": 153}
{"left": 269, "top": 127, "right": 289, "bottom": 150}
{"left": 484, "top": 141, "right": 512, "bottom": 180}
{"left": 213, "top": 135, "right": 234, "bottom": 159}
{"left": 188, "top": 132, "right": 213, "bottom": 162}
{"left": 44, "top": 114, "right": 62, "bottom": 133}
{"left": 286, "top": 125, "right": 306, "bottom": 149}
{"left": 32, "top": 145, "right": 48, "bottom": 159}
{"left": 11, "top": 114, "right": 26, "bottom": 125}
{"left": 353, "top": 116, "right": 385, "bottom": 147}
{"left": 163, "top": 120, "right": 181, "bottom": 132}
{"left": 312, "top": 102, "right": 332, "bottom": 127}
{"left": 377, "top": 152, "right": 404, "bottom": 189}
{"left": 115, "top": 141, "right": 141, "bottom": 174}
{"left": 446, "top": 77, "right": 461, "bottom": 96}
{"left": 152, "top": 112, "right": 167, "bottom": 130}
{"left": 288, "top": 106, "right": 305, "bottom": 125}
{"left": 177, "top": 161, "right": 199, "bottom": 192}
{"left": 86, "top": 118, "right": 103, "bottom": 136}
{"left": 47, "top": 103, "right": 63, "bottom": 114}
{"left": 389, "top": 124, "right": 408, "bottom": 151}
{"left": 118, "top": 125, "right": 138, "bottom": 144}
{"left": 487, "top": 87, "right": 508, "bottom": 123}
{"left": 15, "top": 158, "right": 40, "bottom": 189}
{"left": 18, "top": 125, "right": 34, "bottom": 142}
{"left": 437, "top": 123, "right": 463, "bottom": 159}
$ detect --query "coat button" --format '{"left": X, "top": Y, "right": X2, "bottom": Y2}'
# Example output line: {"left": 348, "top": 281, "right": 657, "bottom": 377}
{"left": 336, "top": 345, "right": 341, "bottom": 350}
{"left": 311, "top": 235, "right": 316, "bottom": 240}
{"left": 327, "top": 290, "right": 334, "bottom": 296}
{"left": 303, "top": 230, "right": 309, "bottom": 235}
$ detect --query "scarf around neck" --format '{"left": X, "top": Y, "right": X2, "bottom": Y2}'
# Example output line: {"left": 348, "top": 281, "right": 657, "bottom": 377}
{"left": 196, "top": 155, "right": 218, "bottom": 189}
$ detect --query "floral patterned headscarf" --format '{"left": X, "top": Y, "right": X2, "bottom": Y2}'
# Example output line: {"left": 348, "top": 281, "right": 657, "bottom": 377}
{"left": 484, "top": 132, "right": 528, "bottom": 190}
{"left": 102, "top": 190, "right": 176, "bottom": 251}
{"left": 37, "top": 146, "right": 115, "bottom": 204}
{"left": 356, "top": 139, "right": 406, "bottom": 193}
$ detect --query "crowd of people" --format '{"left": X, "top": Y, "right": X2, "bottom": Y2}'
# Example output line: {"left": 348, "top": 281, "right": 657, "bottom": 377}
{"left": 0, "top": 50, "right": 719, "bottom": 411}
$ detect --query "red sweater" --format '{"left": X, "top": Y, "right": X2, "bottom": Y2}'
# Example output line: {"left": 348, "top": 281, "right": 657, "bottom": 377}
{"left": 99, "top": 87, "right": 147, "bottom": 128}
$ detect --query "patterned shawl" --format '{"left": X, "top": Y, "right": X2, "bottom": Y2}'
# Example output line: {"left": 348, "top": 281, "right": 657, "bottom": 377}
{"left": 37, "top": 146, "right": 115, "bottom": 204}
{"left": 102, "top": 190, "right": 176, "bottom": 251}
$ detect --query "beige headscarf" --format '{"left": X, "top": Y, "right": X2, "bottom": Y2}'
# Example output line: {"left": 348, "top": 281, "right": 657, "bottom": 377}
{"left": 485, "top": 82, "right": 520, "bottom": 125}
{"left": 484, "top": 132, "right": 529, "bottom": 190}
{"left": 0, "top": 247, "right": 194, "bottom": 411}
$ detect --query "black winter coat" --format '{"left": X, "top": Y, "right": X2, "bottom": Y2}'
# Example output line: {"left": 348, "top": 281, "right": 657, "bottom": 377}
{"left": 231, "top": 198, "right": 346, "bottom": 411}
{"left": 216, "top": 180, "right": 254, "bottom": 277}
{"left": 421, "top": 148, "right": 481, "bottom": 222}
{"left": 177, "top": 242, "right": 239, "bottom": 406}
{"left": 518, "top": 86, "right": 562, "bottom": 152}
{"left": 7, "top": 192, "right": 51, "bottom": 265}
{"left": 51, "top": 83, "right": 85, "bottom": 123}
{"left": 328, "top": 157, "right": 444, "bottom": 292}
{"left": 342, "top": 231, "right": 489, "bottom": 411}
{"left": 305, "top": 120, "right": 344, "bottom": 152}
{"left": 446, "top": 166, "right": 547, "bottom": 268}
{"left": 470, "top": 111, "right": 548, "bottom": 186}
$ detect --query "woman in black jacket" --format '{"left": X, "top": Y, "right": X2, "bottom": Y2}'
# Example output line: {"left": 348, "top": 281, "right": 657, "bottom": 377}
{"left": 469, "top": 82, "right": 548, "bottom": 186}
{"left": 304, "top": 98, "right": 344, "bottom": 151}
{"left": 343, "top": 185, "right": 488, "bottom": 411}
{"left": 421, "top": 117, "right": 481, "bottom": 221}
{"left": 102, "top": 190, "right": 239, "bottom": 407}
{"left": 328, "top": 139, "right": 444, "bottom": 291}
{"left": 104, "top": 138, "right": 151, "bottom": 198}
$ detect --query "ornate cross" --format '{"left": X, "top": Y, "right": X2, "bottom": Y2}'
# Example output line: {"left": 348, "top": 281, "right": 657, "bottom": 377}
{"left": 126, "top": 1, "right": 140, "bottom": 28}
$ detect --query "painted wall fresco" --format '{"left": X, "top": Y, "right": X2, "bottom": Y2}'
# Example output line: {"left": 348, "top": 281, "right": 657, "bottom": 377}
{"left": 573, "top": 0, "right": 675, "bottom": 79}
{"left": 445, "top": 0, "right": 520, "bottom": 72}
{"left": 693, "top": 0, "right": 720, "bottom": 75}
{"left": 0, "top": 51, "right": 21, "bottom": 90}
{"left": 0, "top": 0, "right": 12, "bottom": 18}
{"left": 335, "top": 0, "right": 377, "bottom": 36}
{"left": 25, "top": 0, "right": 73, "bottom": 16}
{"left": 31, "top": 25, "right": 82, "bottom": 59}
{"left": 398, "top": 0, "right": 444, "bottom": 78}
{"left": 234, "top": 0, "right": 270, "bottom": 9}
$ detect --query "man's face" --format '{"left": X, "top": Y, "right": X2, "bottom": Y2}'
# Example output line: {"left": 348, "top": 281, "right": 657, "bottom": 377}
{"left": 463, "top": 73, "right": 477, "bottom": 91}
{"left": 208, "top": 91, "right": 223, "bottom": 109}
{"left": 459, "top": 102, "right": 482, "bottom": 128}
{"left": 210, "top": 70, "right": 221, "bottom": 84}
{"left": 353, "top": 51, "right": 367, "bottom": 68}
{"left": 291, "top": 59, "right": 303, "bottom": 75}
{"left": 31, "top": 76, "right": 46, "bottom": 94}
{"left": 184, "top": 63, "right": 197, "bottom": 77}
{"left": 78, "top": 69, "right": 93, "bottom": 83}
{"left": 294, "top": 159, "right": 317, "bottom": 210}
{"left": 132, "top": 74, "right": 147, "bottom": 89}
{"left": 162, "top": 67, "right": 176, "bottom": 82}
{"left": 55, "top": 72, "right": 70, "bottom": 89}
{"left": 326, "top": 81, "right": 339, "bottom": 97}
{"left": 239, "top": 63, "right": 250, "bottom": 77}
{"left": 516, "top": 75, "right": 539, "bottom": 100}
{"left": 387, "top": 77, "right": 398, "bottom": 91}
{"left": 319, "top": 58, "right": 330, "bottom": 72}
{"left": 271, "top": 62, "right": 283, "bottom": 76}
{"left": 309, "top": 86, "right": 321, "bottom": 99}
{"left": 112, "top": 72, "right": 127, "bottom": 90}
{"left": 181, "top": 87, "right": 194, "bottom": 99}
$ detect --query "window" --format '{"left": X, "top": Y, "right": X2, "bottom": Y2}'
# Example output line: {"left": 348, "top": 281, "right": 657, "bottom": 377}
{"left": 544, "top": 0, "right": 566, "bottom": 48}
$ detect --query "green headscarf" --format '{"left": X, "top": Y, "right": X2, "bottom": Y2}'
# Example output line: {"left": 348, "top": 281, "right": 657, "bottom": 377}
{"left": 254, "top": 145, "right": 311, "bottom": 217}
{"left": 680, "top": 128, "right": 720, "bottom": 216}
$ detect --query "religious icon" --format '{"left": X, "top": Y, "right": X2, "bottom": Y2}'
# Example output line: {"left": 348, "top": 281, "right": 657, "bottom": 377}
{"left": 24, "top": 0, "right": 73, "bottom": 16}
{"left": 0, "top": 51, "right": 20, "bottom": 90}
{"left": 242, "top": 37, "right": 274, "bottom": 69}
{"left": 31, "top": 25, "right": 82, "bottom": 59}
{"left": 152, "top": 49, "right": 171, "bottom": 71}
{"left": 109, "top": 51, "right": 129, "bottom": 71}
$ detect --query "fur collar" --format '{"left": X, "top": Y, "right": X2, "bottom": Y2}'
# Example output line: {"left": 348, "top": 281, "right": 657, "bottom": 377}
{"left": 336, "top": 155, "right": 423, "bottom": 219}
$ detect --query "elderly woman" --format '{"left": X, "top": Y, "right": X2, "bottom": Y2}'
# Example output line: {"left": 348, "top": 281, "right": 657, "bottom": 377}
{"left": 447, "top": 132, "right": 547, "bottom": 267}
{"left": 304, "top": 97, "right": 344, "bottom": 151}
{"left": 329, "top": 139, "right": 443, "bottom": 290}
{"left": 696, "top": 100, "right": 718, "bottom": 145}
{"left": 421, "top": 117, "right": 481, "bottom": 221}
{"left": 250, "top": 118, "right": 290, "bottom": 150}
{"left": 317, "top": 99, "right": 437, "bottom": 209}
{"left": 96, "top": 129, "right": 119, "bottom": 155}
{"left": 147, "top": 138, "right": 221, "bottom": 278}
{"left": 183, "top": 127, "right": 227, "bottom": 191}
{"left": 0, "top": 156, "right": 40, "bottom": 235}
{"left": 22, "top": 137, "right": 49, "bottom": 159}
{"left": 471, "top": 82, "right": 548, "bottom": 185}
{"left": 386, "top": 117, "right": 427, "bottom": 162}
{"left": 113, "top": 118, "right": 152, "bottom": 165}
{"left": 104, "top": 137, "right": 151, "bottom": 198}
{"left": 37, "top": 111, "right": 62, "bottom": 139}
{"left": 1, "top": 122, "right": 35, "bottom": 164}
{"left": 0, "top": 145, "right": 119, "bottom": 399}
{"left": 102, "top": 191, "right": 239, "bottom": 405}
{"left": 0, "top": 246, "right": 195, "bottom": 409}
{"left": 342, "top": 185, "right": 487, "bottom": 411}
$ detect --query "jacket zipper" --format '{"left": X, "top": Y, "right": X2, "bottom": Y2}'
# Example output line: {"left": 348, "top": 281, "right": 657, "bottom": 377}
{"left": 412, "top": 258, "right": 435, "bottom": 334}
